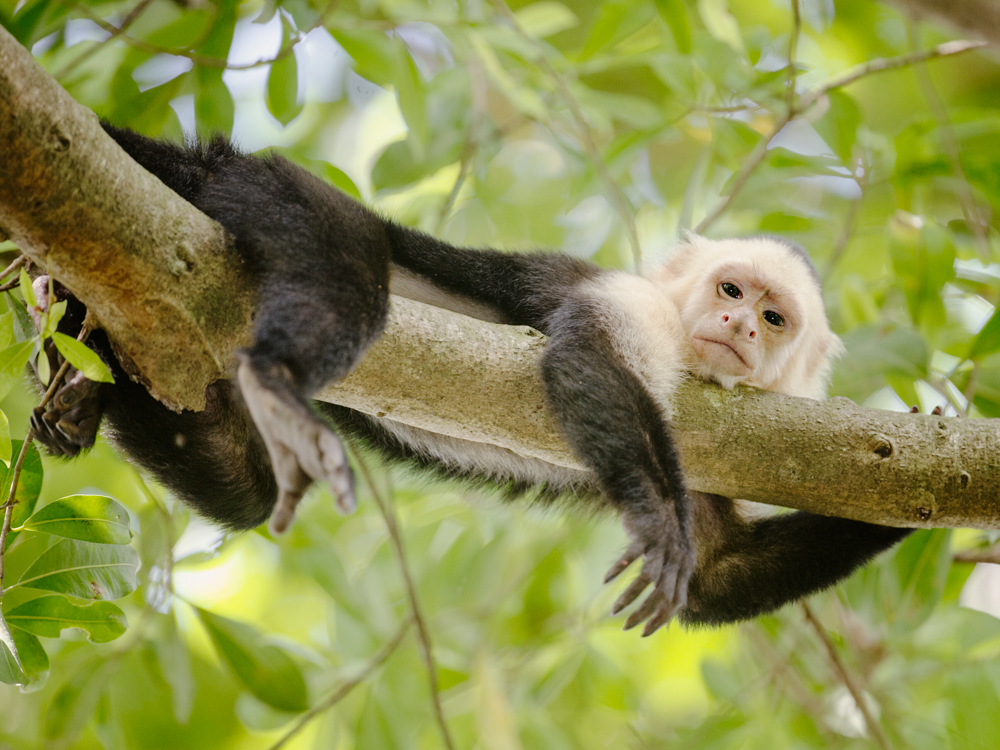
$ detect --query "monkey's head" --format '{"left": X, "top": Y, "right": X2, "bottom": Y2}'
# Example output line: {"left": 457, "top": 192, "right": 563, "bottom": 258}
{"left": 654, "top": 235, "right": 843, "bottom": 399}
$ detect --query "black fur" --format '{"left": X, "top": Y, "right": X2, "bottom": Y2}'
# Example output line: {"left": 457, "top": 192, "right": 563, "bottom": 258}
{"left": 30, "top": 124, "right": 911, "bottom": 626}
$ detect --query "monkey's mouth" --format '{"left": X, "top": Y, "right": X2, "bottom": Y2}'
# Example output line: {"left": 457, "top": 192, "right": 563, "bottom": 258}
{"left": 692, "top": 337, "right": 750, "bottom": 370}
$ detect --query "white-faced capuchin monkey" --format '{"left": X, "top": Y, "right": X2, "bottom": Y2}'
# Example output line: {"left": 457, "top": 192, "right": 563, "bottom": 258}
{"left": 29, "top": 124, "right": 912, "bottom": 635}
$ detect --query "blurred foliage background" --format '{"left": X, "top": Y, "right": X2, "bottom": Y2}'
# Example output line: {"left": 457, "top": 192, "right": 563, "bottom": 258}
{"left": 3, "top": 0, "right": 1000, "bottom": 748}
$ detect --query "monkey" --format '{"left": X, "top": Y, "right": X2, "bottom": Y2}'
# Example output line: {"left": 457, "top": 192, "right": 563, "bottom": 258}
{"left": 27, "top": 123, "right": 912, "bottom": 634}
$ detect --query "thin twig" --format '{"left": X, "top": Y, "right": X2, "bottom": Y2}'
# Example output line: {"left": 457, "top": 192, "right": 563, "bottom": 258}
{"left": 436, "top": 55, "right": 488, "bottom": 234}
{"left": 0, "top": 255, "right": 26, "bottom": 283}
{"left": 354, "top": 456, "right": 457, "bottom": 750}
{"left": 802, "top": 603, "right": 894, "bottom": 750}
{"left": 0, "top": 315, "right": 93, "bottom": 596}
{"left": 489, "top": 0, "right": 642, "bottom": 270}
{"left": 823, "top": 191, "right": 863, "bottom": 281}
{"left": 694, "top": 110, "right": 792, "bottom": 234}
{"left": 798, "top": 40, "right": 987, "bottom": 111}
{"left": 954, "top": 542, "right": 1000, "bottom": 565}
{"left": 906, "top": 22, "right": 990, "bottom": 258}
{"left": 786, "top": 0, "right": 801, "bottom": 112}
{"left": 69, "top": 0, "right": 339, "bottom": 72}
{"left": 56, "top": 0, "right": 156, "bottom": 79}
{"left": 267, "top": 618, "right": 412, "bottom": 750}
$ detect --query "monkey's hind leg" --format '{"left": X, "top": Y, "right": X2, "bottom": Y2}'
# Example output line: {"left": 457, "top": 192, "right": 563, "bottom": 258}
{"left": 236, "top": 353, "right": 354, "bottom": 534}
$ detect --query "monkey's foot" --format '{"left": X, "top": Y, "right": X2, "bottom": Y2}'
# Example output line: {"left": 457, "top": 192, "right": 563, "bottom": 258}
{"left": 236, "top": 354, "right": 355, "bottom": 535}
{"left": 31, "top": 368, "right": 102, "bottom": 456}
{"left": 605, "top": 506, "right": 696, "bottom": 637}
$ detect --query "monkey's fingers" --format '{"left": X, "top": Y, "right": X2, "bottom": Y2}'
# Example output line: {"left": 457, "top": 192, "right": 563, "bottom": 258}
{"left": 604, "top": 542, "right": 643, "bottom": 583}
{"left": 611, "top": 570, "right": 652, "bottom": 615}
{"left": 641, "top": 602, "right": 676, "bottom": 637}
{"left": 623, "top": 590, "right": 664, "bottom": 630}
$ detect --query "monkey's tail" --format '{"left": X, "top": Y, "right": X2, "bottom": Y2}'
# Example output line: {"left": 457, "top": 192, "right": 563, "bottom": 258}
{"left": 680, "top": 497, "right": 912, "bottom": 626}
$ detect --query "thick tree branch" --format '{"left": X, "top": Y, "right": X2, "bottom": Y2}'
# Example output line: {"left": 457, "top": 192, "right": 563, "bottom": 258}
{"left": 2, "top": 27, "right": 999, "bottom": 530}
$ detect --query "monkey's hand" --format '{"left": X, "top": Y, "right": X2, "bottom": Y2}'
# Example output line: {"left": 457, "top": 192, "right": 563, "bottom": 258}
{"left": 236, "top": 353, "right": 355, "bottom": 536}
{"left": 605, "top": 501, "right": 697, "bottom": 637}
{"left": 28, "top": 277, "right": 103, "bottom": 457}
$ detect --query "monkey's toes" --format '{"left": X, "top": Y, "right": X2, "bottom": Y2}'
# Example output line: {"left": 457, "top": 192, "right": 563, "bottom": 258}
{"left": 30, "top": 369, "right": 102, "bottom": 457}
{"left": 237, "top": 355, "right": 357, "bottom": 534}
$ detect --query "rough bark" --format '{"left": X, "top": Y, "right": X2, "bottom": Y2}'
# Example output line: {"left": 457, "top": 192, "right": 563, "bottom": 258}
{"left": 0, "top": 24, "right": 253, "bottom": 411}
{"left": 2, "top": 26, "right": 1000, "bottom": 529}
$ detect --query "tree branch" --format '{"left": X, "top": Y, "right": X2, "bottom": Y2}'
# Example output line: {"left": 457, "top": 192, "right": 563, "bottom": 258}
{"left": 2, "top": 27, "right": 1000, "bottom": 530}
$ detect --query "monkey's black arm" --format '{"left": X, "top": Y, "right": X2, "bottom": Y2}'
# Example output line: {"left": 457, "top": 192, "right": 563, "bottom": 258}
{"left": 382, "top": 223, "right": 599, "bottom": 330}
{"left": 682, "top": 493, "right": 913, "bottom": 625}
{"left": 540, "top": 299, "right": 696, "bottom": 634}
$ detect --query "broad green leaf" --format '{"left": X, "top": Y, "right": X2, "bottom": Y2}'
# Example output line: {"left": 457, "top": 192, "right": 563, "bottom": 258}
{"left": 0, "top": 340, "right": 35, "bottom": 401}
{"left": 5, "top": 595, "right": 127, "bottom": 643}
{"left": 42, "top": 298, "right": 66, "bottom": 339}
{"left": 19, "top": 267, "right": 36, "bottom": 307}
{"left": 22, "top": 495, "right": 132, "bottom": 544}
{"left": 813, "top": 90, "right": 861, "bottom": 164}
{"left": 0, "top": 613, "right": 25, "bottom": 686}
{"left": 7, "top": 292, "right": 36, "bottom": 343}
{"left": 698, "top": 0, "right": 744, "bottom": 53}
{"left": 266, "top": 20, "right": 302, "bottom": 125}
{"left": 2, "top": 440, "right": 43, "bottom": 550}
{"left": 654, "top": 0, "right": 692, "bottom": 53}
{"left": 10, "top": 626, "right": 48, "bottom": 691}
{"left": 971, "top": 306, "right": 1000, "bottom": 359}
{"left": 515, "top": 1, "right": 578, "bottom": 38}
{"left": 195, "top": 67, "right": 234, "bottom": 135}
{"left": 43, "top": 658, "right": 112, "bottom": 742}
{"left": 15, "top": 539, "right": 139, "bottom": 600}
{"left": 0, "top": 309, "right": 14, "bottom": 348}
{"left": 196, "top": 608, "right": 308, "bottom": 712}
{"left": 51, "top": 332, "right": 115, "bottom": 383}
{"left": 893, "top": 530, "right": 951, "bottom": 623}
{"left": 0, "top": 408, "right": 9, "bottom": 467}
{"left": 36, "top": 344, "right": 49, "bottom": 385}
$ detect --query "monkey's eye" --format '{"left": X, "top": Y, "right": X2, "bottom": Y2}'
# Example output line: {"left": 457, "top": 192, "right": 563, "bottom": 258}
{"left": 763, "top": 310, "right": 784, "bottom": 327}
{"left": 721, "top": 283, "right": 742, "bottom": 299}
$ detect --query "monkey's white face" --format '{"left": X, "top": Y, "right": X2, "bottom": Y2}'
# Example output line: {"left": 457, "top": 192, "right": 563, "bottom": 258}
{"left": 684, "top": 261, "right": 800, "bottom": 382}
{"left": 651, "top": 236, "right": 842, "bottom": 399}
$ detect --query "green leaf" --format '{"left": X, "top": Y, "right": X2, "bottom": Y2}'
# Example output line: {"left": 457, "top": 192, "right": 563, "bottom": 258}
{"left": 514, "top": 1, "right": 578, "bottom": 38}
{"left": 266, "top": 20, "right": 302, "bottom": 126}
{"left": 4, "top": 595, "right": 127, "bottom": 643}
{"left": 698, "top": 0, "right": 744, "bottom": 54}
{"left": 813, "top": 90, "right": 861, "bottom": 164}
{"left": 654, "top": 0, "right": 692, "bottom": 53}
{"left": 36, "top": 344, "right": 50, "bottom": 385}
{"left": 2, "top": 440, "right": 43, "bottom": 550}
{"left": 22, "top": 495, "right": 132, "bottom": 544}
{"left": 0, "top": 613, "right": 26, "bottom": 686}
{"left": 0, "top": 309, "right": 14, "bottom": 349}
{"left": 42, "top": 298, "right": 66, "bottom": 339}
{"left": 196, "top": 608, "right": 309, "bottom": 712}
{"left": 0, "top": 409, "right": 9, "bottom": 468}
{"left": 0, "top": 340, "right": 35, "bottom": 401}
{"left": 10, "top": 626, "right": 48, "bottom": 691}
{"left": 15, "top": 539, "right": 139, "bottom": 600}
{"left": 43, "top": 658, "right": 112, "bottom": 742}
{"left": 971, "top": 307, "right": 1000, "bottom": 359}
{"left": 19, "top": 267, "right": 36, "bottom": 307}
{"left": 7, "top": 292, "right": 36, "bottom": 343}
{"left": 51, "top": 332, "right": 115, "bottom": 383}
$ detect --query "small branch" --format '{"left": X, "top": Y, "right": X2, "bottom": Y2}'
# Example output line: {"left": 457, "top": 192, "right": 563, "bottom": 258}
{"left": 802, "top": 603, "right": 895, "bottom": 750}
{"left": 0, "top": 317, "right": 92, "bottom": 597}
{"left": 267, "top": 618, "right": 412, "bottom": 750}
{"left": 823, "top": 189, "right": 864, "bottom": 281}
{"left": 694, "top": 111, "right": 792, "bottom": 234}
{"left": 55, "top": 0, "right": 157, "bottom": 79}
{"left": 954, "top": 543, "right": 1000, "bottom": 565}
{"left": 436, "top": 55, "right": 488, "bottom": 234}
{"left": 355, "top": 456, "right": 457, "bottom": 750}
{"left": 489, "top": 0, "right": 642, "bottom": 270}
{"left": 0, "top": 255, "right": 26, "bottom": 282}
{"left": 787, "top": 0, "right": 801, "bottom": 112}
{"left": 799, "top": 40, "right": 987, "bottom": 110}
{"left": 906, "top": 21, "right": 990, "bottom": 257}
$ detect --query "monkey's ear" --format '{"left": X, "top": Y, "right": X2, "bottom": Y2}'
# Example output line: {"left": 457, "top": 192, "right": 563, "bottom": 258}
{"left": 661, "top": 233, "right": 709, "bottom": 277}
